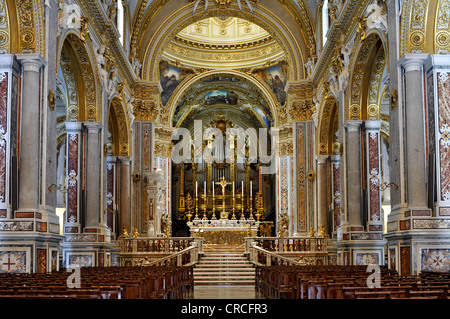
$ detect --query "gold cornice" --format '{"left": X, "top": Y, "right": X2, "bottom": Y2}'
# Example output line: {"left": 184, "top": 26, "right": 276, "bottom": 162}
{"left": 81, "top": 0, "right": 137, "bottom": 88}
{"left": 311, "top": 0, "right": 366, "bottom": 85}
{"left": 163, "top": 38, "right": 285, "bottom": 69}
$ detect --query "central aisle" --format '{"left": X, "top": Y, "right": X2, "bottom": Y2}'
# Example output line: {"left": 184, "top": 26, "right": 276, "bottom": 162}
{"left": 192, "top": 286, "right": 262, "bottom": 299}
{"left": 191, "top": 244, "right": 264, "bottom": 299}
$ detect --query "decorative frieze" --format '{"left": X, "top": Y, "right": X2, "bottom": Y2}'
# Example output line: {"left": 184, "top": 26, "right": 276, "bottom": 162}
{"left": 64, "top": 234, "right": 98, "bottom": 242}
{"left": 0, "top": 221, "right": 34, "bottom": 231}
{"left": 413, "top": 218, "right": 450, "bottom": 229}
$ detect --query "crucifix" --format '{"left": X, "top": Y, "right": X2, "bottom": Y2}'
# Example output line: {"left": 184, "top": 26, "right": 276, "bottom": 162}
{"left": 216, "top": 176, "right": 232, "bottom": 219}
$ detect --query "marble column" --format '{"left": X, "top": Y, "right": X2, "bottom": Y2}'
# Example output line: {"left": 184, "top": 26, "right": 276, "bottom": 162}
{"left": 344, "top": 120, "right": 363, "bottom": 228}
{"left": 65, "top": 122, "right": 83, "bottom": 233}
{"left": 84, "top": 122, "right": 102, "bottom": 229}
{"left": 400, "top": 54, "right": 429, "bottom": 210}
{"left": 16, "top": 54, "right": 46, "bottom": 212}
{"left": 365, "top": 120, "right": 383, "bottom": 231}
{"left": 0, "top": 55, "right": 20, "bottom": 219}
{"left": 316, "top": 155, "right": 329, "bottom": 235}
{"left": 119, "top": 156, "right": 132, "bottom": 234}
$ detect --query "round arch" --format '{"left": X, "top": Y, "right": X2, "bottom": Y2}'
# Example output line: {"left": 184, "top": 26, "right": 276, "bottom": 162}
{"left": 399, "top": 0, "right": 450, "bottom": 55}
{"left": 138, "top": 2, "right": 309, "bottom": 83}
{"left": 317, "top": 96, "right": 338, "bottom": 155}
{"left": 165, "top": 69, "right": 280, "bottom": 128}
{"left": 57, "top": 30, "right": 101, "bottom": 122}
{"left": 109, "top": 97, "right": 132, "bottom": 156}
{"left": 347, "top": 30, "right": 388, "bottom": 121}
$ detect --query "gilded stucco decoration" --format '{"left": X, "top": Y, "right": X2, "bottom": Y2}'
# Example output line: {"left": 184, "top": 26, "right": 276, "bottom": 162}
{"left": 16, "top": 0, "right": 37, "bottom": 53}
{"left": 435, "top": 0, "right": 450, "bottom": 53}
{"left": 0, "top": 0, "right": 10, "bottom": 53}
{"left": 286, "top": 82, "right": 315, "bottom": 123}
{"left": 347, "top": 33, "right": 380, "bottom": 120}
{"left": 367, "top": 45, "right": 386, "bottom": 120}
{"left": 60, "top": 46, "right": 79, "bottom": 121}
{"left": 110, "top": 98, "right": 131, "bottom": 156}
{"left": 66, "top": 33, "right": 98, "bottom": 122}
{"left": 317, "top": 98, "right": 338, "bottom": 155}
{"left": 132, "top": 81, "right": 161, "bottom": 123}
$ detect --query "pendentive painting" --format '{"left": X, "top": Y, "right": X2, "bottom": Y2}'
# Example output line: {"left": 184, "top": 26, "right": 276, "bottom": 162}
{"left": 252, "top": 61, "right": 288, "bottom": 106}
{"left": 159, "top": 61, "right": 193, "bottom": 106}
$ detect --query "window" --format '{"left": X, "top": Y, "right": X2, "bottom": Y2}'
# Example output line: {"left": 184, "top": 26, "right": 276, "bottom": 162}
{"left": 117, "top": 0, "right": 124, "bottom": 45}
{"left": 322, "top": 0, "right": 329, "bottom": 46}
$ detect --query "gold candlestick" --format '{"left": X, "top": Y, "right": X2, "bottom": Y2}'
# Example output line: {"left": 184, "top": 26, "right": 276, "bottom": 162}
{"left": 211, "top": 195, "right": 217, "bottom": 220}
{"left": 249, "top": 196, "right": 254, "bottom": 221}
{"left": 231, "top": 197, "right": 236, "bottom": 220}
{"left": 194, "top": 196, "right": 199, "bottom": 221}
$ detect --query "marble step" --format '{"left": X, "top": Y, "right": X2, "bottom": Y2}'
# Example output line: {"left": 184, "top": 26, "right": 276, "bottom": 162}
{"left": 199, "top": 258, "right": 247, "bottom": 264}
{"left": 194, "top": 264, "right": 253, "bottom": 270}
{"left": 195, "top": 270, "right": 255, "bottom": 276}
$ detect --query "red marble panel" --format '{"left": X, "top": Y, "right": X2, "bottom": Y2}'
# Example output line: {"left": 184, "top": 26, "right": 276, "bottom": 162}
{"left": 36, "top": 222, "right": 47, "bottom": 232}
{"left": 296, "top": 123, "right": 306, "bottom": 231}
{"left": 64, "top": 226, "right": 79, "bottom": 233}
{"left": 438, "top": 72, "right": 450, "bottom": 202}
{"left": 368, "top": 132, "right": 380, "bottom": 221}
{"left": 333, "top": 162, "right": 341, "bottom": 229}
{"left": 51, "top": 251, "right": 58, "bottom": 272}
{"left": 15, "top": 212, "right": 34, "bottom": 218}
{"left": 0, "top": 209, "right": 6, "bottom": 218}
{"left": 399, "top": 220, "right": 410, "bottom": 230}
{"left": 411, "top": 209, "right": 431, "bottom": 216}
{"left": 343, "top": 251, "right": 349, "bottom": 265}
{"left": 67, "top": 134, "right": 78, "bottom": 223}
{"left": 368, "top": 225, "right": 382, "bottom": 231}
{"left": 389, "top": 248, "right": 396, "bottom": 270}
{"left": 400, "top": 246, "right": 411, "bottom": 276}
{"left": 0, "top": 73, "right": 8, "bottom": 203}
{"left": 107, "top": 164, "right": 114, "bottom": 230}
{"left": 143, "top": 124, "right": 150, "bottom": 173}
{"left": 36, "top": 249, "right": 46, "bottom": 274}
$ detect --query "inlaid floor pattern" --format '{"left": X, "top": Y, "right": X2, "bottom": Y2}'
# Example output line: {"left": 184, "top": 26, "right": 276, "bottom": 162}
{"left": 193, "top": 244, "right": 256, "bottom": 286}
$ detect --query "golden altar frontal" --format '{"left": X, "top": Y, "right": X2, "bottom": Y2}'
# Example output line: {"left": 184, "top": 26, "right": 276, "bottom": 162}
{"left": 188, "top": 220, "right": 259, "bottom": 245}
{"left": 191, "top": 226, "right": 258, "bottom": 245}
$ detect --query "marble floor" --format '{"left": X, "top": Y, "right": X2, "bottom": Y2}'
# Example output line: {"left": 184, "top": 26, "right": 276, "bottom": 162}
{"left": 192, "top": 286, "right": 265, "bottom": 299}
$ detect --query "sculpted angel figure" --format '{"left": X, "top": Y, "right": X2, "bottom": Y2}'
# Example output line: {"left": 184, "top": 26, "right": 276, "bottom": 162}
{"left": 366, "top": 0, "right": 388, "bottom": 31}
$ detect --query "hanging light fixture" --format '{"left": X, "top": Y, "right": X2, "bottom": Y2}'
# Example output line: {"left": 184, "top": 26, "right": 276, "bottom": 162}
{"left": 192, "top": 0, "right": 256, "bottom": 13}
